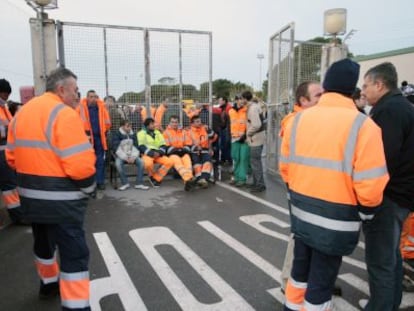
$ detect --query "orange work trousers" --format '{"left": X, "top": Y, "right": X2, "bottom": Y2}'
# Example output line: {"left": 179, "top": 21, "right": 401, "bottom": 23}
{"left": 401, "top": 212, "right": 414, "bottom": 259}
{"left": 169, "top": 154, "right": 193, "bottom": 182}
{"left": 142, "top": 155, "right": 173, "bottom": 182}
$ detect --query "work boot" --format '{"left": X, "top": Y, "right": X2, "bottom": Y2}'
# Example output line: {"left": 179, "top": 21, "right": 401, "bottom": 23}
{"left": 197, "top": 178, "right": 209, "bottom": 189}
{"left": 149, "top": 177, "right": 161, "bottom": 188}
{"left": 403, "top": 274, "right": 414, "bottom": 292}
{"left": 184, "top": 178, "right": 196, "bottom": 192}
{"left": 39, "top": 282, "right": 59, "bottom": 300}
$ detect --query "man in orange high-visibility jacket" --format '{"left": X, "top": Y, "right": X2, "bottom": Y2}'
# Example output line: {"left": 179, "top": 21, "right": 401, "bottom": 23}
{"left": 280, "top": 59, "right": 389, "bottom": 311}
{"left": 77, "top": 90, "right": 110, "bottom": 190}
{"left": 279, "top": 81, "right": 323, "bottom": 293}
{"left": 187, "top": 115, "right": 217, "bottom": 188}
{"left": 228, "top": 96, "right": 249, "bottom": 187}
{"left": 6, "top": 68, "right": 96, "bottom": 310}
{"left": 163, "top": 115, "right": 196, "bottom": 191}
{"left": 0, "top": 78, "right": 25, "bottom": 225}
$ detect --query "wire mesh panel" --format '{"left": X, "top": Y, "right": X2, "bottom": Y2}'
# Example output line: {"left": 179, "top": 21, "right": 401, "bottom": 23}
{"left": 266, "top": 23, "right": 295, "bottom": 175}
{"left": 266, "top": 23, "right": 324, "bottom": 175}
{"left": 57, "top": 22, "right": 212, "bottom": 132}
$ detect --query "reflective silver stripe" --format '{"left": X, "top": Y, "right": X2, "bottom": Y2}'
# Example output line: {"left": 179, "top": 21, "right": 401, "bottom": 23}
{"left": 79, "top": 105, "right": 87, "bottom": 122}
{"left": 18, "top": 187, "right": 88, "bottom": 200}
{"left": 358, "top": 212, "right": 374, "bottom": 221}
{"left": 57, "top": 142, "right": 92, "bottom": 158}
{"left": 279, "top": 154, "right": 289, "bottom": 163}
{"left": 290, "top": 156, "right": 343, "bottom": 171}
{"left": 43, "top": 276, "right": 59, "bottom": 284}
{"left": 5, "top": 143, "right": 13, "bottom": 150}
{"left": 0, "top": 145, "right": 6, "bottom": 150}
{"left": 285, "top": 301, "right": 302, "bottom": 311}
{"left": 286, "top": 192, "right": 291, "bottom": 200}
{"left": 60, "top": 271, "right": 89, "bottom": 281}
{"left": 403, "top": 246, "right": 414, "bottom": 251}
{"left": 61, "top": 299, "right": 90, "bottom": 309}
{"left": 45, "top": 104, "right": 65, "bottom": 146}
{"left": 6, "top": 202, "right": 20, "bottom": 209}
{"left": 289, "top": 277, "right": 307, "bottom": 289}
{"left": 289, "top": 112, "right": 368, "bottom": 176}
{"left": 353, "top": 165, "right": 388, "bottom": 181}
{"left": 291, "top": 205, "right": 361, "bottom": 232}
{"left": 80, "top": 182, "right": 96, "bottom": 194}
{"left": 408, "top": 235, "right": 414, "bottom": 244}
{"left": 14, "top": 139, "right": 50, "bottom": 149}
{"left": 303, "top": 299, "right": 332, "bottom": 311}
{"left": 35, "top": 254, "right": 57, "bottom": 265}
{"left": 343, "top": 113, "right": 367, "bottom": 175}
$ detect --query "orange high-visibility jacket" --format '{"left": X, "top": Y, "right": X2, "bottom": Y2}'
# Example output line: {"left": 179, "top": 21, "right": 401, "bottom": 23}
{"left": 229, "top": 105, "right": 247, "bottom": 139}
{"left": 77, "top": 98, "right": 111, "bottom": 150}
{"left": 279, "top": 93, "right": 389, "bottom": 256}
{"left": 0, "top": 103, "right": 12, "bottom": 147}
{"left": 141, "top": 106, "right": 157, "bottom": 122}
{"left": 163, "top": 126, "right": 192, "bottom": 147}
{"left": 187, "top": 125, "right": 216, "bottom": 151}
{"left": 6, "top": 92, "right": 96, "bottom": 224}
{"left": 279, "top": 104, "right": 303, "bottom": 138}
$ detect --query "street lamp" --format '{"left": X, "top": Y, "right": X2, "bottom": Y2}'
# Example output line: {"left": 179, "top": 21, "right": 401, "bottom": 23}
{"left": 321, "top": 8, "right": 348, "bottom": 81}
{"left": 25, "top": 0, "right": 59, "bottom": 94}
{"left": 257, "top": 53, "right": 264, "bottom": 91}
{"left": 324, "top": 8, "right": 347, "bottom": 41}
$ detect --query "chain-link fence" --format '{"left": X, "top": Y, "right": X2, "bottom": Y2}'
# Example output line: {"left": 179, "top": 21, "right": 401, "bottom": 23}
{"left": 57, "top": 22, "right": 212, "bottom": 131}
{"left": 266, "top": 23, "right": 324, "bottom": 175}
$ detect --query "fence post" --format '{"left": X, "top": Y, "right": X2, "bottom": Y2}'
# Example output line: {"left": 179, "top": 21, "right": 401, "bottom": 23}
{"left": 144, "top": 29, "right": 151, "bottom": 117}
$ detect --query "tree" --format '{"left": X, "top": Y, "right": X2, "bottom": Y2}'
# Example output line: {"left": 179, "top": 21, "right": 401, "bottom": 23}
{"left": 212, "top": 79, "right": 233, "bottom": 99}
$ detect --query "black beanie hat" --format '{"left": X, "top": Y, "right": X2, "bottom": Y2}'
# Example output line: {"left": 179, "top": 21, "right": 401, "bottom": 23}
{"left": 323, "top": 59, "right": 360, "bottom": 96}
{"left": 0, "top": 79, "right": 11, "bottom": 94}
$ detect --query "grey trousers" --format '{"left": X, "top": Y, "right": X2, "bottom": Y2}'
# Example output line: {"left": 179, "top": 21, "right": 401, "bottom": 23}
{"left": 250, "top": 145, "right": 265, "bottom": 188}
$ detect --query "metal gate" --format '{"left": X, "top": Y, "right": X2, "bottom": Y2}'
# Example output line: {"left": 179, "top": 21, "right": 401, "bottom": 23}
{"left": 56, "top": 21, "right": 212, "bottom": 128}
{"left": 266, "top": 23, "right": 324, "bottom": 174}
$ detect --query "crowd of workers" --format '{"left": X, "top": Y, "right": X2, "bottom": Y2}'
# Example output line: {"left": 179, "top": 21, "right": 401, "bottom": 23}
{"left": 2, "top": 58, "right": 414, "bottom": 310}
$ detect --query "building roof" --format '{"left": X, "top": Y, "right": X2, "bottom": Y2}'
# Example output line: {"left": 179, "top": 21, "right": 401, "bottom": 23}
{"left": 353, "top": 46, "right": 414, "bottom": 62}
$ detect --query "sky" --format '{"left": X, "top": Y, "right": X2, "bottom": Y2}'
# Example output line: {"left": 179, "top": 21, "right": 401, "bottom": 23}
{"left": 1, "top": 0, "right": 414, "bottom": 101}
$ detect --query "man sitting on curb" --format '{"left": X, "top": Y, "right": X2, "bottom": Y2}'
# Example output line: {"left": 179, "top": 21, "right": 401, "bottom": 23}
{"left": 138, "top": 118, "right": 173, "bottom": 187}
{"left": 112, "top": 119, "right": 149, "bottom": 191}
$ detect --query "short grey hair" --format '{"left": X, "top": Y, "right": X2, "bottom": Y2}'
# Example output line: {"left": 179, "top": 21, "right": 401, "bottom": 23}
{"left": 364, "top": 62, "right": 398, "bottom": 91}
{"left": 46, "top": 67, "right": 77, "bottom": 92}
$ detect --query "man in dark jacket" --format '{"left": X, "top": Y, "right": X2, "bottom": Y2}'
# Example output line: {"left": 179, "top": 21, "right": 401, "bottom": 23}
{"left": 112, "top": 119, "right": 149, "bottom": 191}
{"left": 360, "top": 62, "right": 414, "bottom": 310}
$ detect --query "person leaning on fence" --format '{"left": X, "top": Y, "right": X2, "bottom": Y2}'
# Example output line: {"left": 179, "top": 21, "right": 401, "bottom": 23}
{"left": 279, "top": 59, "right": 389, "bottom": 311}
{"left": 112, "top": 119, "right": 149, "bottom": 191}
{"left": 163, "top": 115, "right": 197, "bottom": 191}
{"left": 137, "top": 117, "right": 173, "bottom": 187}
{"left": 6, "top": 67, "right": 97, "bottom": 310}
{"left": 359, "top": 62, "right": 414, "bottom": 311}
{"left": 187, "top": 115, "right": 217, "bottom": 188}
{"left": 77, "top": 90, "right": 111, "bottom": 190}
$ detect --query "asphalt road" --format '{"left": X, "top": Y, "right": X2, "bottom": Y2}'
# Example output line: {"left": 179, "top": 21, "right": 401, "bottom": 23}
{"left": 1, "top": 173, "right": 414, "bottom": 311}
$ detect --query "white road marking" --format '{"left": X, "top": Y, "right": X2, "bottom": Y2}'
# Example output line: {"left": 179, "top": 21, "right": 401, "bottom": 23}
{"left": 198, "top": 220, "right": 282, "bottom": 281}
{"left": 239, "top": 214, "right": 290, "bottom": 242}
{"left": 90, "top": 232, "right": 147, "bottom": 311}
{"left": 129, "top": 226, "right": 254, "bottom": 310}
{"left": 216, "top": 181, "right": 289, "bottom": 215}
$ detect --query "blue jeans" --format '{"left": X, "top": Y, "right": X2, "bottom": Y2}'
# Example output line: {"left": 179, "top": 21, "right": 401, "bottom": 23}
{"left": 115, "top": 157, "right": 144, "bottom": 185}
{"left": 93, "top": 138, "right": 105, "bottom": 186}
{"left": 362, "top": 196, "right": 410, "bottom": 311}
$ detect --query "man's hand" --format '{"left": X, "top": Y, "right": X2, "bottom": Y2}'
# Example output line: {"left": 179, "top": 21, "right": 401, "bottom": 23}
{"left": 127, "top": 158, "right": 135, "bottom": 164}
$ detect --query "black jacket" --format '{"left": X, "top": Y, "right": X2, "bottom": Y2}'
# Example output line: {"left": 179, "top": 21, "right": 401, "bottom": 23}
{"left": 370, "top": 90, "right": 414, "bottom": 209}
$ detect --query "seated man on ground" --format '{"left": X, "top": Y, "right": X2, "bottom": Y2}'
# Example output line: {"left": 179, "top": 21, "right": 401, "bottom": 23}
{"left": 137, "top": 117, "right": 174, "bottom": 187}
{"left": 187, "top": 115, "right": 217, "bottom": 188}
{"left": 163, "top": 115, "right": 197, "bottom": 191}
{"left": 112, "top": 119, "right": 149, "bottom": 191}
